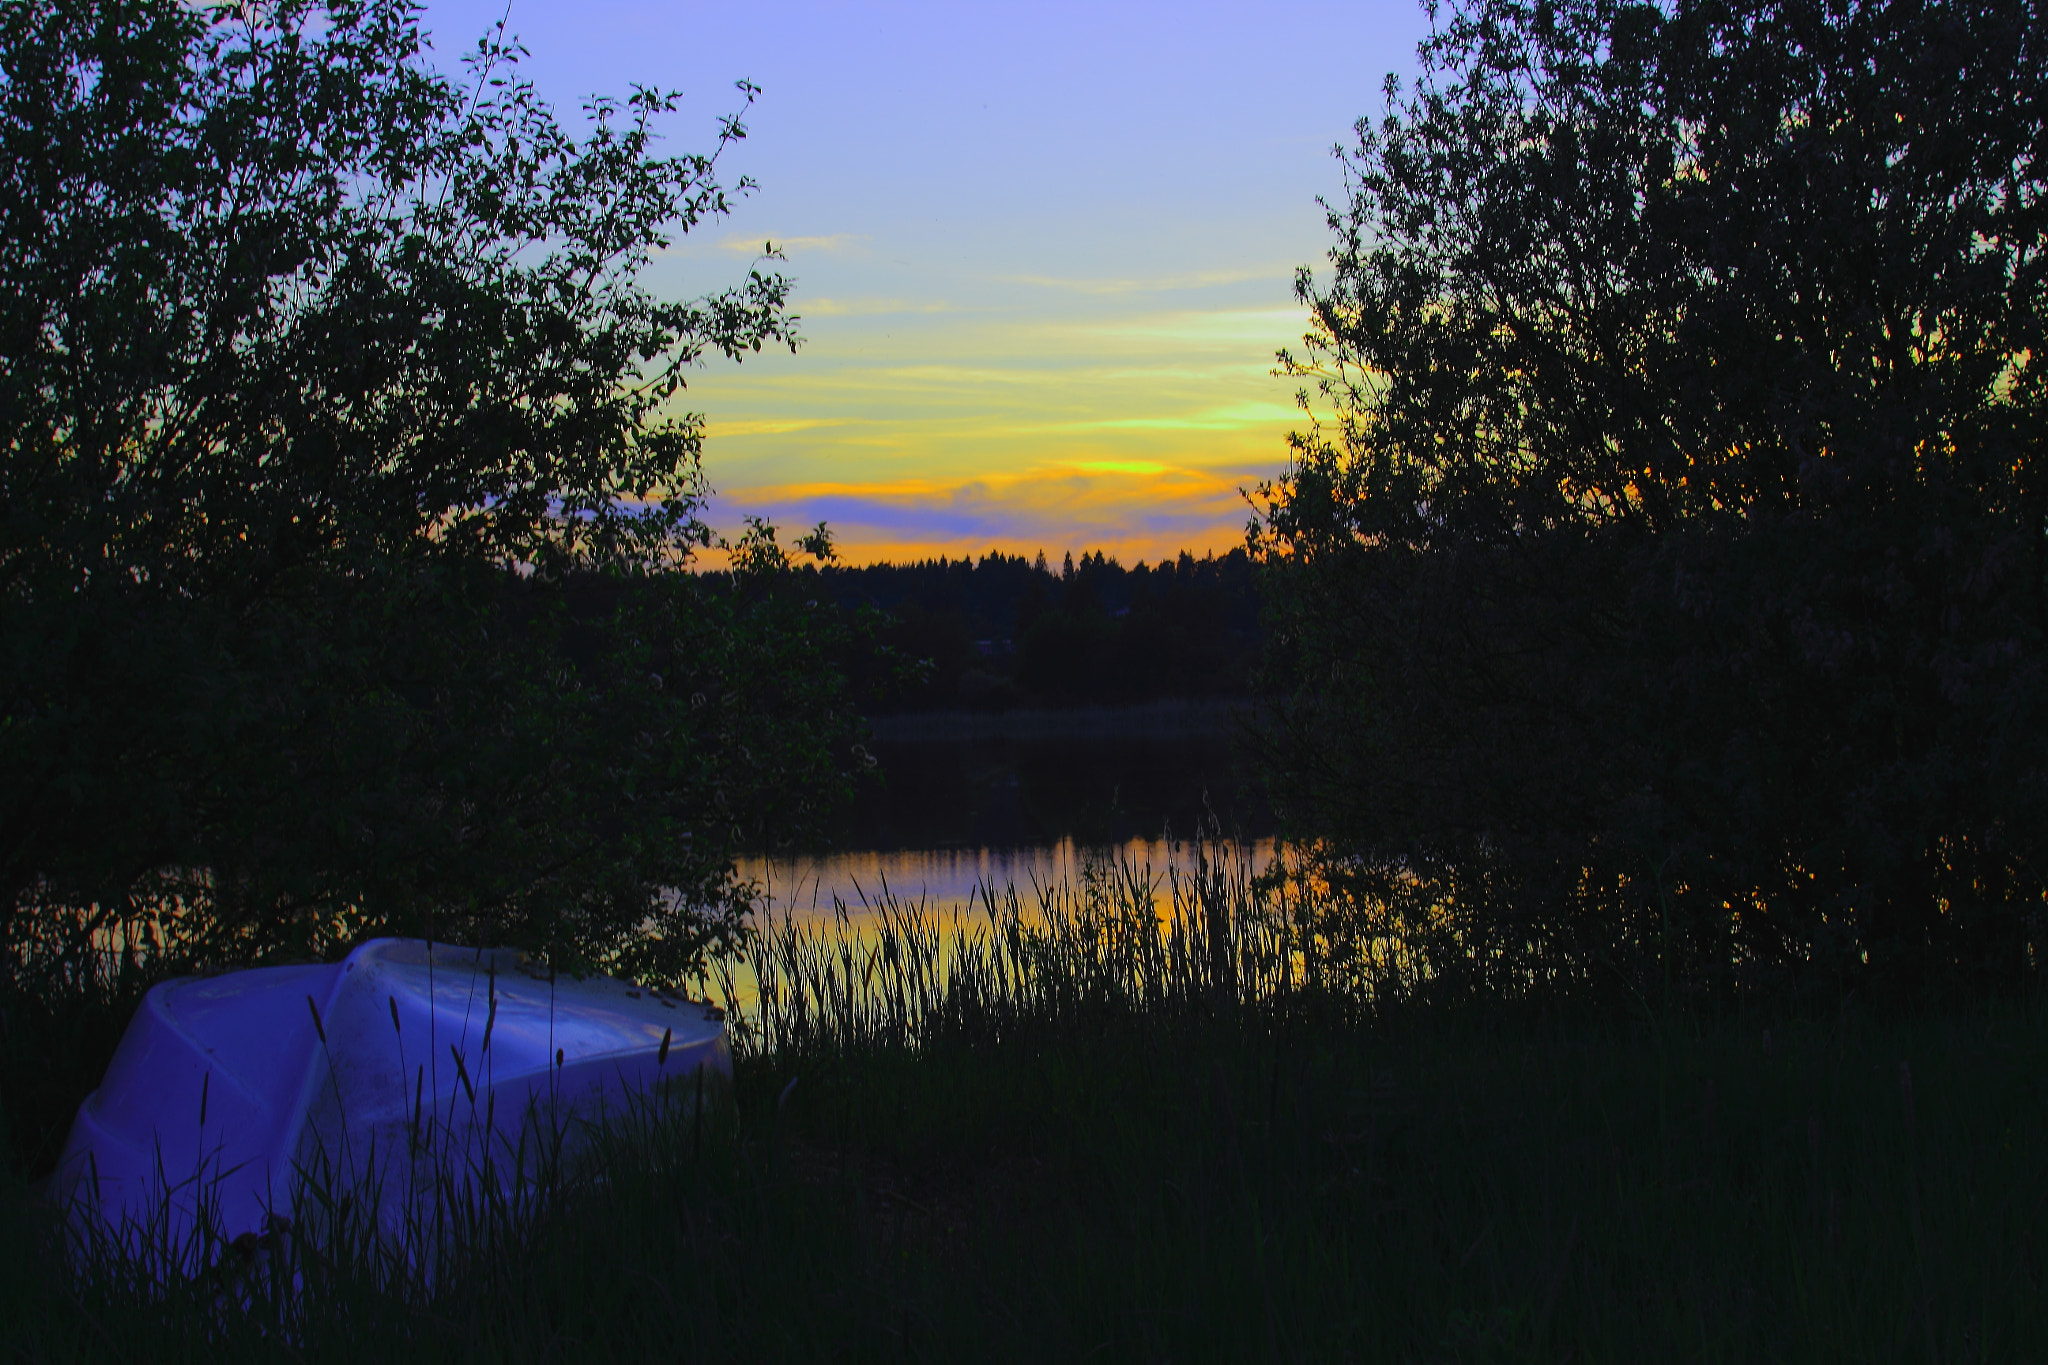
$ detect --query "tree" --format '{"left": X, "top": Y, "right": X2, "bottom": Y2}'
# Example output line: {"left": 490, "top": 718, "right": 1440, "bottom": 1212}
{"left": 0, "top": 0, "right": 860, "bottom": 982}
{"left": 1258, "top": 0, "right": 2048, "bottom": 1004}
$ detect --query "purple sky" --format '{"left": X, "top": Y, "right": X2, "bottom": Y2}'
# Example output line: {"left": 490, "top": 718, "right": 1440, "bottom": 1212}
{"left": 419, "top": 0, "right": 1435, "bottom": 564}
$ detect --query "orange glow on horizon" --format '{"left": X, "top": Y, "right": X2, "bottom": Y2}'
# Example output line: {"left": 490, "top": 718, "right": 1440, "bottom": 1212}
{"left": 700, "top": 461, "right": 1267, "bottom": 568}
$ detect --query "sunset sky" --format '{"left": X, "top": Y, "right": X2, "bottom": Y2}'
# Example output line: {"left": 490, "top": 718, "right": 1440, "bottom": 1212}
{"left": 419, "top": 0, "right": 1434, "bottom": 565}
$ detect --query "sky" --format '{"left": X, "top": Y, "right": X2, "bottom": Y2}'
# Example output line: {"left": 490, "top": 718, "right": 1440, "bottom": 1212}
{"left": 417, "top": 0, "right": 1435, "bottom": 566}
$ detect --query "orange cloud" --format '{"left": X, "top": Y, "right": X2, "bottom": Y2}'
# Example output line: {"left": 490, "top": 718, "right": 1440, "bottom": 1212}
{"left": 703, "top": 462, "right": 1264, "bottom": 567}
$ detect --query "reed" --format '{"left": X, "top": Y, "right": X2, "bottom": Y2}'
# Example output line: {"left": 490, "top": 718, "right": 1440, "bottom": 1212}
{"left": 717, "top": 835, "right": 1350, "bottom": 1062}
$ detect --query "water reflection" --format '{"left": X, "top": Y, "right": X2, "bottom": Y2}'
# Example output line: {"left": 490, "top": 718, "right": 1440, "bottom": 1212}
{"left": 736, "top": 836, "right": 1281, "bottom": 924}
{"left": 740, "top": 707, "right": 1277, "bottom": 929}
{"left": 835, "top": 706, "right": 1274, "bottom": 852}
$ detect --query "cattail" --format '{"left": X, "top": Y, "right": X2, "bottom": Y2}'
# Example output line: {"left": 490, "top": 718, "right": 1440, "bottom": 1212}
{"left": 450, "top": 1045, "right": 476, "bottom": 1105}
{"left": 305, "top": 995, "right": 326, "bottom": 1045}
{"left": 657, "top": 1026, "right": 672, "bottom": 1066}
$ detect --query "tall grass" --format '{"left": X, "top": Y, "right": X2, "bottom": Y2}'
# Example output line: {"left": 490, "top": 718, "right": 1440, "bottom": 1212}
{"left": 717, "top": 835, "right": 1360, "bottom": 1061}
{"left": 5, "top": 839, "right": 2045, "bottom": 1361}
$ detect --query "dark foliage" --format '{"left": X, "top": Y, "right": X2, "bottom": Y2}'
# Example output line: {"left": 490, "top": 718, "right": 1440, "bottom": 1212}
{"left": 1258, "top": 0, "right": 2048, "bottom": 1005}
{"left": 0, "top": 0, "right": 861, "bottom": 983}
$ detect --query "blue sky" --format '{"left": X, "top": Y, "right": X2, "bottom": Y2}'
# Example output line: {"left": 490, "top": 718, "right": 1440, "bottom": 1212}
{"left": 419, "top": 0, "right": 1435, "bottom": 564}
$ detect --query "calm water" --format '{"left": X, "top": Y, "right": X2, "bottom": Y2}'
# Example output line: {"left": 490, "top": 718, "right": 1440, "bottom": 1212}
{"left": 736, "top": 835, "right": 1282, "bottom": 922}
{"left": 740, "top": 704, "right": 1277, "bottom": 920}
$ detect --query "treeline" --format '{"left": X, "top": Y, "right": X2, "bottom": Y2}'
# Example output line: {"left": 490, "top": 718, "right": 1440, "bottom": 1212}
{"left": 811, "top": 548, "right": 1262, "bottom": 712}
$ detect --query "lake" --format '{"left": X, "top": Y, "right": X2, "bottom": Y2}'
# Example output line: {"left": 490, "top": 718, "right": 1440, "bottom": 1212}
{"left": 736, "top": 701, "right": 1276, "bottom": 920}
{"left": 737, "top": 835, "right": 1283, "bottom": 922}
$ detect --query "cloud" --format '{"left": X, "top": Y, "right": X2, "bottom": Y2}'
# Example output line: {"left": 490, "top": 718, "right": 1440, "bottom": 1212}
{"left": 799, "top": 492, "right": 1014, "bottom": 540}
{"left": 708, "top": 416, "right": 844, "bottom": 437}
{"left": 997, "top": 265, "right": 1292, "bottom": 296}
{"left": 1094, "top": 307, "right": 1310, "bottom": 345}
{"left": 1035, "top": 400, "right": 1302, "bottom": 435}
{"left": 1062, "top": 460, "right": 1168, "bottom": 476}
{"left": 704, "top": 464, "right": 1261, "bottom": 566}
{"left": 800, "top": 297, "right": 955, "bottom": 317}
{"left": 714, "top": 232, "right": 869, "bottom": 256}
{"left": 667, "top": 286, "right": 1310, "bottom": 562}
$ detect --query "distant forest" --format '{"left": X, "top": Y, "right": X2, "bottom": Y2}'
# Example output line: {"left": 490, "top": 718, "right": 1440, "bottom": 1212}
{"left": 814, "top": 548, "right": 1261, "bottom": 712}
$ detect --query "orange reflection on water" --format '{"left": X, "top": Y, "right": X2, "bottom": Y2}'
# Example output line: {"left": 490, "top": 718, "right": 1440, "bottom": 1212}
{"left": 736, "top": 836, "right": 1280, "bottom": 927}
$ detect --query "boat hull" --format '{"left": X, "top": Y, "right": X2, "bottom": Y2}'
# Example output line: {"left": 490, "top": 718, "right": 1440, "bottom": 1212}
{"left": 57, "top": 938, "right": 729, "bottom": 1257}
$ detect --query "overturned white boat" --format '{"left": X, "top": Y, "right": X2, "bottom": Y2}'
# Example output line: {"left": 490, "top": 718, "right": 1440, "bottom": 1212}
{"left": 58, "top": 938, "right": 730, "bottom": 1257}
